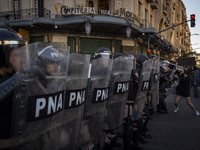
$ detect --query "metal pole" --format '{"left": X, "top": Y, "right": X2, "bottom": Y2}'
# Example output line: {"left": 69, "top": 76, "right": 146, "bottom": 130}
{"left": 147, "top": 20, "right": 190, "bottom": 53}
{"left": 147, "top": 36, "right": 152, "bottom": 50}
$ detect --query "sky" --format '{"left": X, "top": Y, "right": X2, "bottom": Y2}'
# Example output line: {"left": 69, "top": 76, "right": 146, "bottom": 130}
{"left": 182, "top": 0, "right": 200, "bottom": 53}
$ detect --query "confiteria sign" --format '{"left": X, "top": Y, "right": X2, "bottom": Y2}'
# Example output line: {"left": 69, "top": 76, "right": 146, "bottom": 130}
{"left": 61, "top": 6, "right": 135, "bottom": 21}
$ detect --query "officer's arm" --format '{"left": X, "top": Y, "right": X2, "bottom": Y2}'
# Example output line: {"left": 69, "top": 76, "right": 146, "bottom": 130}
{"left": 0, "top": 73, "right": 22, "bottom": 101}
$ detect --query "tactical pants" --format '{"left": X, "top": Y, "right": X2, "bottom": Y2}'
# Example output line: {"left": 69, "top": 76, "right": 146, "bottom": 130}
{"left": 142, "top": 106, "right": 150, "bottom": 137}
{"left": 123, "top": 117, "right": 143, "bottom": 150}
{"left": 157, "top": 98, "right": 168, "bottom": 113}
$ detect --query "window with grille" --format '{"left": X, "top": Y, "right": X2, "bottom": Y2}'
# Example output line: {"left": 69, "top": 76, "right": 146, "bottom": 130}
{"left": 14, "top": 0, "right": 21, "bottom": 11}
{"left": 35, "top": 0, "right": 44, "bottom": 17}
{"left": 13, "top": 0, "right": 21, "bottom": 19}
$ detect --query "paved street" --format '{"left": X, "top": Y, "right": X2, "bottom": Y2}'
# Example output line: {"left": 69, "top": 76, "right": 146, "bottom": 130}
{"left": 114, "top": 86, "right": 200, "bottom": 150}
{"left": 141, "top": 86, "right": 200, "bottom": 150}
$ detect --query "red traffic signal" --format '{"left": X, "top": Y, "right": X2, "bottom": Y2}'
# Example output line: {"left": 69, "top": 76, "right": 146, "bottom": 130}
{"left": 147, "top": 49, "right": 151, "bottom": 53}
{"left": 191, "top": 14, "right": 196, "bottom": 27}
{"left": 191, "top": 14, "right": 195, "bottom": 19}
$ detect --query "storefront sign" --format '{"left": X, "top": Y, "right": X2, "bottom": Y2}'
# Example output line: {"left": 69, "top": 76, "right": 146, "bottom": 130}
{"left": 61, "top": 6, "right": 95, "bottom": 16}
{"left": 61, "top": 6, "right": 134, "bottom": 21}
{"left": 118, "top": 8, "right": 134, "bottom": 20}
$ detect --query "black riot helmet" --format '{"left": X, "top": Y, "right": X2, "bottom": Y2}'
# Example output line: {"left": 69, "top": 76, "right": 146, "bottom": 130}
{"left": 0, "top": 28, "right": 26, "bottom": 68}
{"left": 136, "top": 54, "right": 149, "bottom": 69}
{"left": 113, "top": 53, "right": 123, "bottom": 59}
{"left": 36, "top": 45, "right": 64, "bottom": 69}
{"left": 94, "top": 47, "right": 112, "bottom": 59}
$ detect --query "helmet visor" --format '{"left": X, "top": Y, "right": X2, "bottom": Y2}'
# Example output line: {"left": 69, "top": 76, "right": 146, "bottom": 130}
{"left": 0, "top": 40, "right": 26, "bottom": 68}
{"left": 94, "top": 52, "right": 112, "bottom": 59}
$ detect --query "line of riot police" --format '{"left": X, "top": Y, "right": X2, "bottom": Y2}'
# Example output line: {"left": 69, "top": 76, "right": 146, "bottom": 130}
{"left": 0, "top": 28, "right": 181, "bottom": 150}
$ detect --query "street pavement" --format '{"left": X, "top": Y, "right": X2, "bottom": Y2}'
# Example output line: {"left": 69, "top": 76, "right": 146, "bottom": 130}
{"left": 114, "top": 86, "right": 200, "bottom": 150}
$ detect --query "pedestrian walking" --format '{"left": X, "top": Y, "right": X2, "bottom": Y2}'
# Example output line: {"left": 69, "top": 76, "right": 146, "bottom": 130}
{"left": 174, "top": 70, "right": 199, "bottom": 115}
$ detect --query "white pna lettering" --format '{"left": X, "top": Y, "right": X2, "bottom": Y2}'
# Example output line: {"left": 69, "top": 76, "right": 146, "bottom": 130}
{"left": 68, "top": 90, "right": 85, "bottom": 107}
{"left": 96, "top": 89, "right": 109, "bottom": 101}
{"left": 35, "top": 93, "right": 63, "bottom": 118}
{"left": 143, "top": 81, "right": 149, "bottom": 90}
{"left": 117, "top": 82, "right": 129, "bottom": 93}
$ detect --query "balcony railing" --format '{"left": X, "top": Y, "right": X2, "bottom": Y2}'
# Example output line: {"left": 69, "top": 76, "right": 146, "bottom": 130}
{"left": 0, "top": 8, "right": 51, "bottom": 21}
{"left": 0, "top": 7, "right": 155, "bottom": 31}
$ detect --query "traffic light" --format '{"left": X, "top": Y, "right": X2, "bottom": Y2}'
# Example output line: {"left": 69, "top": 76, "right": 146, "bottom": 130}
{"left": 191, "top": 14, "right": 195, "bottom": 27}
{"left": 147, "top": 49, "right": 151, "bottom": 57}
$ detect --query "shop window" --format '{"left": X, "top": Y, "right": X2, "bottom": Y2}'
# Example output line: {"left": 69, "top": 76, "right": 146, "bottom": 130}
{"left": 29, "top": 36, "right": 43, "bottom": 44}
{"left": 99, "top": 0, "right": 109, "bottom": 10}
{"left": 80, "top": 38, "right": 111, "bottom": 54}
{"left": 115, "top": 40, "right": 122, "bottom": 53}
{"left": 68, "top": 37, "right": 75, "bottom": 52}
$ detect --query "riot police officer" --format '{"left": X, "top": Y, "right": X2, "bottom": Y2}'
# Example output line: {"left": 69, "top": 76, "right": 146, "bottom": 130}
{"left": 36, "top": 45, "right": 64, "bottom": 75}
{"left": 80, "top": 47, "right": 113, "bottom": 150}
{"left": 158, "top": 60, "right": 176, "bottom": 114}
{"left": 104, "top": 53, "right": 129, "bottom": 150}
{"left": 0, "top": 28, "right": 26, "bottom": 149}
{"left": 21, "top": 42, "right": 65, "bottom": 93}
{"left": 124, "top": 54, "right": 152, "bottom": 150}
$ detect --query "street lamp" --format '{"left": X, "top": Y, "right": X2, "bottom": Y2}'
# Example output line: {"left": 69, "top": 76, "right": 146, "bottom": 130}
{"left": 126, "top": 27, "right": 131, "bottom": 38}
{"left": 85, "top": 22, "right": 91, "bottom": 35}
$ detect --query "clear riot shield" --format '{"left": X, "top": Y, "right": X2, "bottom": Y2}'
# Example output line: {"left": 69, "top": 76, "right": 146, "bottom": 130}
{"left": 149, "top": 57, "right": 160, "bottom": 112}
{"left": 105, "top": 56, "right": 133, "bottom": 130}
{"left": 132, "top": 59, "right": 153, "bottom": 121}
{"left": 80, "top": 57, "right": 113, "bottom": 149}
{"left": 59, "top": 53, "right": 90, "bottom": 150}
{"left": 10, "top": 42, "right": 67, "bottom": 150}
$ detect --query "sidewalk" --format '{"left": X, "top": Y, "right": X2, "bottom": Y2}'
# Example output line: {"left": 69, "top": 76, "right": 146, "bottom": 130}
{"left": 113, "top": 86, "right": 200, "bottom": 150}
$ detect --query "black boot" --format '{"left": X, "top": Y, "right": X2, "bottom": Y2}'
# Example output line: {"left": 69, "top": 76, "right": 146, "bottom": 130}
{"left": 132, "top": 131, "right": 145, "bottom": 150}
{"left": 123, "top": 117, "right": 134, "bottom": 150}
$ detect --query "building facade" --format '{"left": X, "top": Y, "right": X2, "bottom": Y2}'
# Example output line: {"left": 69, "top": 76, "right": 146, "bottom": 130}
{"left": 195, "top": 53, "right": 200, "bottom": 66}
{"left": 0, "top": 0, "right": 192, "bottom": 61}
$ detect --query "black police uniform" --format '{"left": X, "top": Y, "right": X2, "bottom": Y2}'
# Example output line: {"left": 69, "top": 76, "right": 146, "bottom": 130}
{"left": 0, "top": 28, "right": 26, "bottom": 150}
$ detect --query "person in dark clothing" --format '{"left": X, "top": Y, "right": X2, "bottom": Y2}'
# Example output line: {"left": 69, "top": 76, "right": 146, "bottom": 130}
{"left": 174, "top": 70, "right": 199, "bottom": 115}
{"left": 193, "top": 66, "right": 200, "bottom": 98}
{"left": 0, "top": 28, "right": 26, "bottom": 149}
{"left": 124, "top": 54, "right": 150, "bottom": 150}
{"left": 157, "top": 60, "right": 174, "bottom": 114}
